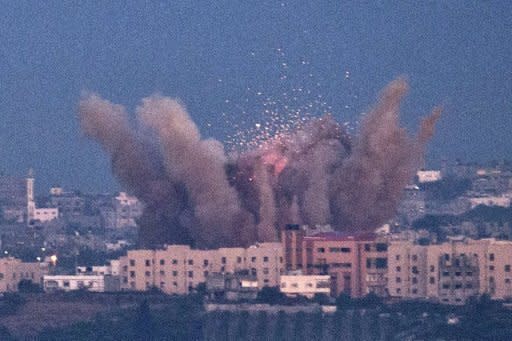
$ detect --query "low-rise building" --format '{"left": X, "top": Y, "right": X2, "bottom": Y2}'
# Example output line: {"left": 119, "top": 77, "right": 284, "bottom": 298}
{"left": 468, "top": 195, "right": 510, "bottom": 209}
{"left": 0, "top": 258, "right": 49, "bottom": 292}
{"left": 43, "top": 275, "right": 105, "bottom": 292}
{"left": 417, "top": 170, "right": 442, "bottom": 183}
{"left": 280, "top": 273, "right": 331, "bottom": 298}
{"left": 206, "top": 272, "right": 259, "bottom": 301}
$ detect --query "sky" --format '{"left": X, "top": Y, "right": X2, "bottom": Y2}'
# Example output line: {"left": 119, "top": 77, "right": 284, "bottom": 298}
{"left": 0, "top": 1, "right": 510, "bottom": 194}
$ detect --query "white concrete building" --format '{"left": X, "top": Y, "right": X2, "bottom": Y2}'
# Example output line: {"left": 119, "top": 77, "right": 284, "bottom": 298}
{"left": 417, "top": 170, "right": 442, "bottom": 183}
{"left": 280, "top": 274, "right": 331, "bottom": 298}
{"left": 469, "top": 195, "right": 510, "bottom": 209}
{"left": 43, "top": 275, "right": 105, "bottom": 292}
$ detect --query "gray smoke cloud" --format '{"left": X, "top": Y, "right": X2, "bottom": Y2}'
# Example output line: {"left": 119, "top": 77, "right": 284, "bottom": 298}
{"left": 79, "top": 78, "right": 440, "bottom": 248}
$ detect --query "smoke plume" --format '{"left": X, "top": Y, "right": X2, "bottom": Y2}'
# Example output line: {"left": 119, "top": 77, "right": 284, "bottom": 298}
{"left": 79, "top": 78, "right": 440, "bottom": 248}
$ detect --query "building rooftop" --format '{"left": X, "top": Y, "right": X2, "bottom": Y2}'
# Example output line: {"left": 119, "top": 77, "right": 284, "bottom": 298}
{"left": 304, "top": 231, "right": 376, "bottom": 242}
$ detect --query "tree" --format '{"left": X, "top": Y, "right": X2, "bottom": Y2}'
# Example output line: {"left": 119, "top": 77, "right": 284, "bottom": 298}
{"left": 313, "top": 293, "right": 331, "bottom": 305}
{"left": 18, "top": 279, "right": 43, "bottom": 293}
{"left": 335, "top": 293, "right": 353, "bottom": 310}
{"left": 256, "top": 286, "right": 287, "bottom": 304}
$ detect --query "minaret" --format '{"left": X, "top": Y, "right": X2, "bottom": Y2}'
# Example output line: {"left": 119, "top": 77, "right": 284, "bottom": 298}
{"left": 27, "top": 168, "right": 36, "bottom": 223}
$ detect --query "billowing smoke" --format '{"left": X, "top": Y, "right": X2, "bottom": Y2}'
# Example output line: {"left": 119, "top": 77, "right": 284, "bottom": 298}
{"left": 79, "top": 78, "right": 440, "bottom": 248}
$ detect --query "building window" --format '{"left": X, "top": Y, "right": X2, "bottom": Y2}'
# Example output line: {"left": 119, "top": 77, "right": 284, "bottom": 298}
{"left": 430, "top": 265, "right": 435, "bottom": 272}
{"left": 412, "top": 255, "right": 418, "bottom": 262}
{"left": 396, "top": 266, "right": 401, "bottom": 272}
{"left": 188, "top": 271, "right": 193, "bottom": 278}
{"left": 412, "top": 288, "right": 418, "bottom": 294}
{"left": 442, "top": 271, "right": 449, "bottom": 277}
{"left": 172, "top": 259, "right": 178, "bottom": 265}
{"left": 376, "top": 258, "right": 387, "bottom": 269}
{"left": 455, "top": 272, "right": 461, "bottom": 277}
{"left": 160, "top": 270, "right": 165, "bottom": 276}
{"left": 251, "top": 257, "right": 256, "bottom": 262}
{"left": 63, "top": 281, "right": 70, "bottom": 287}
{"left": 317, "top": 248, "right": 325, "bottom": 253}
{"left": 263, "top": 256, "right": 269, "bottom": 262}
{"left": 145, "top": 271, "right": 151, "bottom": 277}
{"left": 444, "top": 254, "right": 450, "bottom": 261}
{"left": 396, "top": 288, "right": 401, "bottom": 294}
{"left": 442, "top": 284, "right": 450, "bottom": 289}
{"left": 489, "top": 265, "right": 495, "bottom": 271}
{"left": 466, "top": 271, "right": 473, "bottom": 276}
{"left": 412, "top": 277, "right": 418, "bottom": 284}
{"left": 489, "top": 253, "right": 495, "bottom": 261}
{"left": 364, "top": 244, "right": 371, "bottom": 251}
{"left": 188, "top": 259, "right": 194, "bottom": 265}
{"left": 395, "top": 255, "right": 400, "bottom": 261}
{"left": 341, "top": 248, "right": 351, "bottom": 253}
{"left": 411, "top": 266, "right": 418, "bottom": 274}
{"left": 122, "top": 265, "right": 128, "bottom": 272}
{"left": 237, "top": 257, "right": 242, "bottom": 264}
{"left": 204, "top": 271, "right": 209, "bottom": 277}
{"left": 221, "top": 257, "right": 226, "bottom": 264}
{"left": 129, "top": 260, "right": 135, "bottom": 266}
{"left": 263, "top": 268, "right": 269, "bottom": 275}
{"left": 130, "top": 271, "right": 135, "bottom": 278}
{"left": 396, "top": 277, "right": 401, "bottom": 283}
{"left": 172, "top": 271, "right": 177, "bottom": 277}
{"left": 376, "top": 243, "right": 387, "bottom": 252}
{"left": 203, "top": 259, "right": 209, "bottom": 267}
{"left": 160, "top": 259, "right": 165, "bottom": 266}
{"left": 145, "top": 260, "right": 151, "bottom": 267}
{"left": 505, "top": 265, "right": 511, "bottom": 272}
{"left": 429, "top": 277, "right": 435, "bottom": 284}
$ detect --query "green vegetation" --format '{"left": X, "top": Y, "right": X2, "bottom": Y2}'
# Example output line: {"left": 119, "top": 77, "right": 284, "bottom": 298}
{"left": 419, "top": 176, "right": 471, "bottom": 201}
{"left": 0, "top": 294, "right": 25, "bottom": 316}
{"left": 0, "top": 291, "right": 507, "bottom": 340}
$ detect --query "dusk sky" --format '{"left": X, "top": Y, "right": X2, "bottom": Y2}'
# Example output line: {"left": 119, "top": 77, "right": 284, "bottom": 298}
{"left": 0, "top": 1, "right": 510, "bottom": 193}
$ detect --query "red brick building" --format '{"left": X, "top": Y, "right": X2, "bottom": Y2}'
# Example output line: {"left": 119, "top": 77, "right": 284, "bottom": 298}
{"left": 282, "top": 226, "right": 388, "bottom": 297}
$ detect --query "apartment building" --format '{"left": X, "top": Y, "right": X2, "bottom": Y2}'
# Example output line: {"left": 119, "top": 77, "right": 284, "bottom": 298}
{"left": 387, "top": 241, "right": 428, "bottom": 299}
{"left": 282, "top": 227, "right": 388, "bottom": 297}
{"left": 427, "top": 238, "right": 489, "bottom": 304}
{"left": 0, "top": 257, "right": 49, "bottom": 292}
{"left": 119, "top": 243, "right": 283, "bottom": 294}
{"left": 388, "top": 238, "right": 512, "bottom": 304}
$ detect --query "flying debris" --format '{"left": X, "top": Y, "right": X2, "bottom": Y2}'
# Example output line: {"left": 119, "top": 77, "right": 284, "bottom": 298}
{"left": 79, "top": 78, "right": 440, "bottom": 249}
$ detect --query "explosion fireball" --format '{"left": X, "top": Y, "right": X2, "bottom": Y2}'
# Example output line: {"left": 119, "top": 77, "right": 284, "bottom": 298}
{"left": 79, "top": 78, "right": 440, "bottom": 248}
